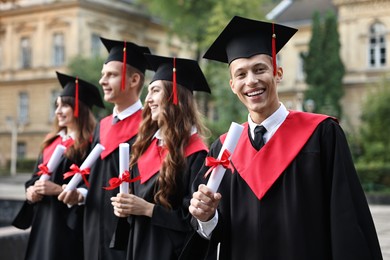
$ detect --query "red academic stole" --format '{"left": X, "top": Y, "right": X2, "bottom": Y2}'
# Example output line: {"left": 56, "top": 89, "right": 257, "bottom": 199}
{"left": 221, "top": 111, "right": 331, "bottom": 200}
{"left": 137, "top": 134, "right": 208, "bottom": 184}
{"left": 99, "top": 110, "right": 142, "bottom": 159}
{"left": 42, "top": 136, "right": 74, "bottom": 165}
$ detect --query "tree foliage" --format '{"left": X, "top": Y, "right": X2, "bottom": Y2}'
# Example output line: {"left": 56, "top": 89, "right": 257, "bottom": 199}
{"left": 357, "top": 78, "right": 390, "bottom": 164}
{"left": 302, "top": 11, "right": 345, "bottom": 119}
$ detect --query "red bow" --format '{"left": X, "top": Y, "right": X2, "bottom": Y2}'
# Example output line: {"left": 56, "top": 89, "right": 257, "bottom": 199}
{"left": 204, "top": 149, "right": 234, "bottom": 178}
{"left": 63, "top": 164, "right": 91, "bottom": 187}
{"left": 103, "top": 171, "right": 141, "bottom": 191}
{"left": 37, "top": 163, "right": 50, "bottom": 176}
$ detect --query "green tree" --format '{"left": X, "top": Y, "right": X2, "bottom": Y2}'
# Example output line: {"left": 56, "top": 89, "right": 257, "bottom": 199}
{"left": 68, "top": 56, "right": 112, "bottom": 119}
{"left": 303, "top": 11, "right": 345, "bottom": 119}
{"left": 358, "top": 78, "right": 390, "bottom": 164}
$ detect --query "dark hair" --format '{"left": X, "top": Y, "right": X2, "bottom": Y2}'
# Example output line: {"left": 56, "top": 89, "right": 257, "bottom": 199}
{"left": 42, "top": 96, "right": 96, "bottom": 163}
{"left": 130, "top": 81, "right": 208, "bottom": 209}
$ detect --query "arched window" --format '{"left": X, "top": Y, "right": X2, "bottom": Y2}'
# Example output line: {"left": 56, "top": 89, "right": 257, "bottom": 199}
{"left": 369, "top": 22, "right": 386, "bottom": 68}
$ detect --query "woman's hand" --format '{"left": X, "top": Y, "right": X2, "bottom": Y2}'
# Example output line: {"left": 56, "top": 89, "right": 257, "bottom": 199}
{"left": 26, "top": 185, "right": 43, "bottom": 203}
{"left": 111, "top": 193, "right": 154, "bottom": 218}
{"left": 34, "top": 180, "right": 62, "bottom": 196}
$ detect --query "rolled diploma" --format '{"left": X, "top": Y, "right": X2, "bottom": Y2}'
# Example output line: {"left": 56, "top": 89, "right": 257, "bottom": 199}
{"left": 64, "top": 143, "right": 105, "bottom": 191}
{"left": 119, "top": 143, "right": 129, "bottom": 194}
{"left": 39, "top": 144, "right": 66, "bottom": 181}
{"left": 206, "top": 122, "right": 244, "bottom": 193}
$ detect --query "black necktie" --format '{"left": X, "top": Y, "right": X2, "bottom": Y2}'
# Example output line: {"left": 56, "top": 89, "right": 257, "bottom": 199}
{"left": 112, "top": 116, "right": 120, "bottom": 125}
{"left": 253, "top": 125, "right": 267, "bottom": 150}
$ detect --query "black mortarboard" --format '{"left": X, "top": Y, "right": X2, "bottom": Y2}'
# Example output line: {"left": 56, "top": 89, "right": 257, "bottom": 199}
{"left": 145, "top": 54, "right": 211, "bottom": 104}
{"left": 203, "top": 16, "right": 298, "bottom": 66}
{"left": 100, "top": 37, "right": 151, "bottom": 74}
{"left": 56, "top": 71, "right": 105, "bottom": 117}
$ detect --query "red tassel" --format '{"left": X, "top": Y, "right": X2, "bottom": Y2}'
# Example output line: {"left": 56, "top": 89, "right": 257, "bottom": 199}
{"left": 172, "top": 57, "right": 178, "bottom": 105}
{"left": 121, "top": 41, "right": 127, "bottom": 91}
{"left": 272, "top": 23, "right": 277, "bottom": 76}
{"left": 74, "top": 77, "right": 79, "bottom": 117}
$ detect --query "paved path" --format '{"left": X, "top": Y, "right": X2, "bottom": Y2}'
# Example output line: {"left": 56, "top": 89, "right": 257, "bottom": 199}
{"left": 0, "top": 174, "right": 389, "bottom": 259}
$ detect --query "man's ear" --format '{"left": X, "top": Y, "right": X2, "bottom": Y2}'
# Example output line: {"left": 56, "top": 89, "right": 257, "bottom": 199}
{"left": 129, "top": 73, "right": 141, "bottom": 87}
{"left": 275, "top": 67, "right": 283, "bottom": 83}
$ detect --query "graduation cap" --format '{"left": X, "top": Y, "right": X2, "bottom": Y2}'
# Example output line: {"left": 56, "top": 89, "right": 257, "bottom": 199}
{"left": 100, "top": 37, "right": 151, "bottom": 91}
{"left": 144, "top": 54, "right": 211, "bottom": 104}
{"left": 56, "top": 71, "right": 105, "bottom": 117}
{"left": 203, "top": 16, "right": 298, "bottom": 75}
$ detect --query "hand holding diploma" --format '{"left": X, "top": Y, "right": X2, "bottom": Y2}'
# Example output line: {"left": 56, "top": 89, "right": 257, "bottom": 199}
{"left": 63, "top": 143, "right": 105, "bottom": 191}
{"left": 103, "top": 143, "right": 141, "bottom": 192}
{"left": 205, "top": 122, "right": 244, "bottom": 193}
{"left": 37, "top": 144, "right": 66, "bottom": 181}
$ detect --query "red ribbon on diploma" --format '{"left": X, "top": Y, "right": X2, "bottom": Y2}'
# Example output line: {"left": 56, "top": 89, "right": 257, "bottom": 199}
{"left": 63, "top": 164, "right": 91, "bottom": 187}
{"left": 204, "top": 149, "right": 234, "bottom": 178}
{"left": 103, "top": 171, "right": 141, "bottom": 190}
{"left": 37, "top": 163, "right": 50, "bottom": 176}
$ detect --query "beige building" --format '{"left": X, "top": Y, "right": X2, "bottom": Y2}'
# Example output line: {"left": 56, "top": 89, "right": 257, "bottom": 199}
{"left": 0, "top": 0, "right": 196, "bottom": 172}
{"left": 270, "top": 0, "right": 390, "bottom": 133}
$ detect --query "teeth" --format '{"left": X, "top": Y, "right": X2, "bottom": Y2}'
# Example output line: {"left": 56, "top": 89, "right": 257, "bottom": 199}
{"left": 247, "top": 89, "right": 264, "bottom": 97}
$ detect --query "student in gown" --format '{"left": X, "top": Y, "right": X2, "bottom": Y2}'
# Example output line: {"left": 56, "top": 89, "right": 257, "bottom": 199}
{"left": 110, "top": 54, "right": 211, "bottom": 260}
{"left": 12, "top": 71, "right": 104, "bottom": 260}
{"left": 58, "top": 37, "right": 151, "bottom": 260}
{"left": 185, "top": 16, "right": 383, "bottom": 260}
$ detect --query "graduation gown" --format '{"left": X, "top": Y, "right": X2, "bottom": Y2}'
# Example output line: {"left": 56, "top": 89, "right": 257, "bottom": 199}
{"left": 84, "top": 112, "right": 142, "bottom": 260}
{"left": 184, "top": 111, "right": 383, "bottom": 260}
{"left": 12, "top": 136, "right": 85, "bottom": 260}
{"left": 113, "top": 134, "right": 208, "bottom": 260}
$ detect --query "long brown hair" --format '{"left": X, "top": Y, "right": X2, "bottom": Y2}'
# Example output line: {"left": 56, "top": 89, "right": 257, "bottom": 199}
{"left": 130, "top": 81, "right": 208, "bottom": 209}
{"left": 42, "top": 96, "right": 96, "bottom": 163}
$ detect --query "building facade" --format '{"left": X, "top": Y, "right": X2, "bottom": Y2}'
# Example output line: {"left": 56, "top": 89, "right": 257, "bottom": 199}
{"left": 270, "top": 0, "right": 390, "bottom": 133}
{"left": 0, "top": 0, "right": 195, "bottom": 171}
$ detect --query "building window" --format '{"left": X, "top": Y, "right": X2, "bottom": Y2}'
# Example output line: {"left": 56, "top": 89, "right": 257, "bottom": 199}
{"left": 17, "top": 142, "right": 26, "bottom": 159}
{"left": 49, "top": 89, "right": 62, "bottom": 122}
{"left": 0, "top": 44, "right": 2, "bottom": 69}
{"left": 18, "top": 92, "right": 29, "bottom": 124}
{"left": 53, "top": 33, "right": 65, "bottom": 66}
{"left": 369, "top": 23, "right": 386, "bottom": 68}
{"left": 20, "top": 37, "right": 32, "bottom": 69}
{"left": 91, "top": 33, "right": 101, "bottom": 57}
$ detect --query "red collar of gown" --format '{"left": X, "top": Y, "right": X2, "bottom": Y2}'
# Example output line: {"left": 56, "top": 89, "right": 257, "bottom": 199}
{"left": 42, "top": 136, "right": 74, "bottom": 164}
{"left": 99, "top": 110, "right": 142, "bottom": 159}
{"left": 220, "top": 111, "right": 333, "bottom": 200}
{"left": 137, "top": 134, "right": 208, "bottom": 184}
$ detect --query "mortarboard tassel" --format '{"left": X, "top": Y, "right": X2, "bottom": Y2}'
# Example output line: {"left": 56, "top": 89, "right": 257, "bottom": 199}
{"left": 121, "top": 41, "right": 127, "bottom": 91}
{"left": 172, "top": 57, "right": 178, "bottom": 105}
{"left": 272, "top": 23, "right": 277, "bottom": 76}
{"left": 74, "top": 77, "right": 79, "bottom": 117}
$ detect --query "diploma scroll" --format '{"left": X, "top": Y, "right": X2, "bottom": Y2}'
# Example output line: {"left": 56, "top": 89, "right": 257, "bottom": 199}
{"left": 206, "top": 122, "right": 244, "bottom": 193}
{"left": 39, "top": 144, "right": 66, "bottom": 181}
{"left": 119, "top": 143, "right": 130, "bottom": 194}
{"left": 64, "top": 143, "right": 105, "bottom": 191}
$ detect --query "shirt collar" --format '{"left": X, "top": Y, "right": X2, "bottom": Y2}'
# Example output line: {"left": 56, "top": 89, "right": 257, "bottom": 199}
{"left": 248, "top": 103, "right": 289, "bottom": 141}
{"left": 58, "top": 129, "right": 76, "bottom": 141}
{"left": 113, "top": 100, "right": 142, "bottom": 120}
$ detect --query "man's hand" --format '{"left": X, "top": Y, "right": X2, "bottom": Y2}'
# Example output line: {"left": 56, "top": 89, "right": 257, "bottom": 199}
{"left": 189, "top": 184, "right": 222, "bottom": 222}
{"left": 58, "top": 185, "right": 84, "bottom": 205}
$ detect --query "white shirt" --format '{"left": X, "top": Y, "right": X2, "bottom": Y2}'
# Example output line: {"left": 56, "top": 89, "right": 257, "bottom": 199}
{"left": 113, "top": 99, "right": 143, "bottom": 121}
{"left": 197, "top": 103, "right": 289, "bottom": 239}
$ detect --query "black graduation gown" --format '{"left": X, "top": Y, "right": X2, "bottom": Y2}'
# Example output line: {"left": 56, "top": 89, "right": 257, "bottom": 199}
{"left": 184, "top": 114, "right": 383, "bottom": 260}
{"left": 84, "top": 112, "right": 141, "bottom": 260}
{"left": 12, "top": 137, "right": 85, "bottom": 260}
{"left": 110, "top": 134, "right": 208, "bottom": 260}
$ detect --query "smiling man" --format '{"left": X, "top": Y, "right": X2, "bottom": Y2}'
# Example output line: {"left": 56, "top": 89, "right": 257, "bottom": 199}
{"left": 185, "top": 16, "right": 383, "bottom": 260}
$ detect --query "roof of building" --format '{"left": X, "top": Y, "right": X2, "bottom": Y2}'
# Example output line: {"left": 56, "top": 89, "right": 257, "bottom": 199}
{"left": 267, "top": 0, "right": 337, "bottom": 25}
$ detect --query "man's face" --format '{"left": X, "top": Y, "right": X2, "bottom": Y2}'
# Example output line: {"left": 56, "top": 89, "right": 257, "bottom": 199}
{"left": 229, "top": 54, "right": 281, "bottom": 123}
{"left": 99, "top": 61, "right": 125, "bottom": 104}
